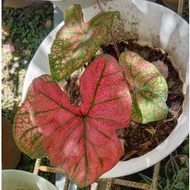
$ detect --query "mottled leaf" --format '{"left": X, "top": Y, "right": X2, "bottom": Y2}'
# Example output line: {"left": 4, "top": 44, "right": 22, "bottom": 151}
{"left": 31, "top": 55, "right": 132, "bottom": 187}
{"left": 49, "top": 4, "right": 119, "bottom": 81}
{"left": 119, "top": 51, "right": 168, "bottom": 124}
{"left": 13, "top": 86, "right": 46, "bottom": 159}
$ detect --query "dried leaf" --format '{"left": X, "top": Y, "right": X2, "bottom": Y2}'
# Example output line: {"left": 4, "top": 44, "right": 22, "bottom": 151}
{"left": 122, "top": 150, "right": 139, "bottom": 160}
{"left": 145, "top": 127, "right": 156, "bottom": 136}
{"left": 152, "top": 60, "right": 169, "bottom": 79}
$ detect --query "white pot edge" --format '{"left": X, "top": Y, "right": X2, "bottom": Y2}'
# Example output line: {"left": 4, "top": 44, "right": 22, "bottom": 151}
{"left": 2, "top": 169, "right": 58, "bottom": 189}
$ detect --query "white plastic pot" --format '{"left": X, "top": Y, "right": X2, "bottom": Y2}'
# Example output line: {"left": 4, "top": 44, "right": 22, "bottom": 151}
{"left": 22, "top": 0, "right": 189, "bottom": 179}
{"left": 2, "top": 170, "right": 57, "bottom": 190}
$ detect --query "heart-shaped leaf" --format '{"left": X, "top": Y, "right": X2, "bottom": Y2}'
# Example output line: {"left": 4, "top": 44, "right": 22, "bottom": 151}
{"left": 49, "top": 4, "right": 119, "bottom": 81}
{"left": 13, "top": 86, "right": 46, "bottom": 159}
{"left": 119, "top": 51, "right": 168, "bottom": 124}
{"left": 31, "top": 55, "right": 132, "bottom": 187}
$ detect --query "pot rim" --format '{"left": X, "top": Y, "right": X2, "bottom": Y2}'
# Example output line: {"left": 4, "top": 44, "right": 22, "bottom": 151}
{"left": 2, "top": 169, "right": 57, "bottom": 189}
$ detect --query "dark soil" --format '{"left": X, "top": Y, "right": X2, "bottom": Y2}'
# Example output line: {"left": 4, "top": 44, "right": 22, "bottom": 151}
{"left": 101, "top": 40, "right": 184, "bottom": 160}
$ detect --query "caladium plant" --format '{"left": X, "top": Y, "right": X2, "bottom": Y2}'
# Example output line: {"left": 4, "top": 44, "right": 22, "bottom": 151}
{"left": 13, "top": 4, "right": 168, "bottom": 188}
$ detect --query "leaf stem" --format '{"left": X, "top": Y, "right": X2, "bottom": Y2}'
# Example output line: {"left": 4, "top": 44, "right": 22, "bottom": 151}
{"left": 110, "top": 32, "right": 120, "bottom": 59}
{"left": 97, "top": 0, "right": 104, "bottom": 11}
{"left": 96, "top": 0, "right": 120, "bottom": 59}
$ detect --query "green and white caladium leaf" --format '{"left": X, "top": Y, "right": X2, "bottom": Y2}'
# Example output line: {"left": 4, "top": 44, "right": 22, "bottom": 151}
{"left": 49, "top": 4, "right": 119, "bottom": 81}
{"left": 119, "top": 51, "right": 168, "bottom": 124}
{"left": 13, "top": 86, "right": 46, "bottom": 159}
{"left": 30, "top": 55, "right": 131, "bottom": 187}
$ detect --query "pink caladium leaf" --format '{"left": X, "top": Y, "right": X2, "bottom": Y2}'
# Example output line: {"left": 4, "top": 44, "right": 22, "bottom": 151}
{"left": 119, "top": 51, "right": 168, "bottom": 124}
{"left": 13, "top": 86, "right": 46, "bottom": 159}
{"left": 49, "top": 4, "right": 120, "bottom": 81}
{"left": 31, "top": 55, "right": 132, "bottom": 187}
